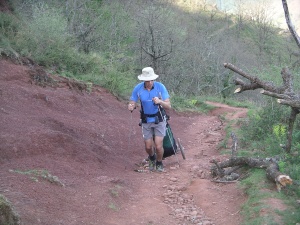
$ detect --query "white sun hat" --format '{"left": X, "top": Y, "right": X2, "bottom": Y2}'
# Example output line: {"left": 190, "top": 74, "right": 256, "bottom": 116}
{"left": 138, "top": 67, "right": 159, "bottom": 81}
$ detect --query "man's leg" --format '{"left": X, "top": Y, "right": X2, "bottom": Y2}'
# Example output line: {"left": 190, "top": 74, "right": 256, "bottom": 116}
{"left": 144, "top": 138, "right": 154, "bottom": 156}
{"left": 153, "top": 135, "right": 164, "bottom": 161}
{"left": 154, "top": 135, "right": 165, "bottom": 172}
{"left": 152, "top": 121, "right": 166, "bottom": 172}
{"left": 145, "top": 138, "right": 156, "bottom": 171}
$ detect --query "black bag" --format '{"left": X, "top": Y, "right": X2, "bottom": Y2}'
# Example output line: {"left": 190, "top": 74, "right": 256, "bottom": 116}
{"left": 163, "top": 123, "right": 177, "bottom": 158}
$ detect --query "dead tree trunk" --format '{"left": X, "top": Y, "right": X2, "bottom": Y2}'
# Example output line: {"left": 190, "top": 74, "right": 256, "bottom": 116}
{"left": 211, "top": 156, "right": 293, "bottom": 191}
{"left": 282, "top": 0, "right": 300, "bottom": 49}
{"left": 210, "top": 133, "right": 293, "bottom": 191}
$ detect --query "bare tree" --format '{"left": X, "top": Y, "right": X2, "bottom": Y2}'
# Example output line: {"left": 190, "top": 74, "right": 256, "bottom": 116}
{"left": 133, "top": 1, "right": 175, "bottom": 73}
{"left": 65, "top": 0, "right": 133, "bottom": 55}
{"left": 65, "top": 0, "right": 103, "bottom": 53}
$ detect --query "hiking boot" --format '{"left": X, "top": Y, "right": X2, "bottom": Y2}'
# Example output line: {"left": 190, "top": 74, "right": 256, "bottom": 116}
{"left": 156, "top": 162, "right": 164, "bottom": 172}
{"left": 148, "top": 159, "right": 156, "bottom": 171}
{"left": 148, "top": 154, "right": 156, "bottom": 171}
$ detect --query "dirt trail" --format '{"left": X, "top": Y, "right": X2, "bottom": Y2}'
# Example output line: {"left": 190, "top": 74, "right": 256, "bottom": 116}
{"left": 0, "top": 59, "right": 247, "bottom": 225}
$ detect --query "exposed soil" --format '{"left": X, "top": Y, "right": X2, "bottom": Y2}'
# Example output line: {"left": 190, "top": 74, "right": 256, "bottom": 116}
{"left": 0, "top": 58, "right": 249, "bottom": 225}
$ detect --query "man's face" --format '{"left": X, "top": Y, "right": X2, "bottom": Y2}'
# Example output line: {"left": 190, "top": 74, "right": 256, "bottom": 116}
{"left": 144, "top": 80, "right": 154, "bottom": 89}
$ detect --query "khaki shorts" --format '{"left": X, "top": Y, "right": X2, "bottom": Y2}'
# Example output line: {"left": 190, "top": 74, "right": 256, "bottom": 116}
{"left": 141, "top": 121, "right": 166, "bottom": 140}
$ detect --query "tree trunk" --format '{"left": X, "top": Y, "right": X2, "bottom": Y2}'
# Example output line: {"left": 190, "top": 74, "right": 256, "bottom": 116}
{"left": 210, "top": 156, "right": 293, "bottom": 191}
{"left": 286, "top": 107, "right": 300, "bottom": 153}
{"left": 210, "top": 133, "right": 293, "bottom": 191}
{"left": 282, "top": 0, "right": 300, "bottom": 49}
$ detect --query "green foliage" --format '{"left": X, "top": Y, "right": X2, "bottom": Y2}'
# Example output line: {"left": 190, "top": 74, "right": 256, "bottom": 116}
{"left": 240, "top": 169, "right": 286, "bottom": 225}
{"left": 278, "top": 160, "right": 286, "bottom": 173}
{"left": 0, "top": 12, "right": 20, "bottom": 58}
{"left": 280, "top": 207, "right": 300, "bottom": 225}
{"left": 2, "top": 0, "right": 298, "bottom": 102}
{"left": 15, "top": 4, "right": 73, "bottom": 67}
{"left": 9, "top": 169, "right": 64, "bottom": 186}
{"left": 2, "top": 2, "right": 136, "bottom": 99}
{"left": 292, "top": 130, "right": 300, "bottom": 151}
{"left": 72, "top": 53, "right": 136, "bottom": 99}
{"left": 281, "top": 154, "right": 300, "bottom": 189}
{"left": 170, "top": 94, "right": 215, "bottom": 113}
{"left": 237, "top": 97, "right": 300, "bottom": 224}
{"left": 252, "top": 65, "right": 288, "bottom": 86}
{"left": 109, "top": 185, "right": 122, "bottom": 198}
{"left": 239, "top": 99, "right": 289, "bottom": 144}
{"left": 272, "top": 124, "right": 286, "bottom": 140}
{"left": 0, "top": 12, "right": 19, "bottom": 37}
{"left": 0, "top": 194, "right": 20, "bottom": 225}
{"left": 108, "top": 202, "right": 119, "bottom": 211}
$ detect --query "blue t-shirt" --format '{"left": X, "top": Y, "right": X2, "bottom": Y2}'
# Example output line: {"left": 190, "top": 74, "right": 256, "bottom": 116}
{"left": 130, "top": 81, "right": 170, "bottom": 123}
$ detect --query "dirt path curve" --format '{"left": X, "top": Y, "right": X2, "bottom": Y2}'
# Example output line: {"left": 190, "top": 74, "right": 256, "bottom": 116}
{"left": 112, "top": 103, "right": 248, "bottom": 225}
{"left": 0, "top": 59, "right": 247, "bottom": 225}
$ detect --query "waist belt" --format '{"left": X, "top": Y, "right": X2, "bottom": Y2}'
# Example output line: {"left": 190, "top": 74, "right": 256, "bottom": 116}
{"left": 140, "top": 105, "right": 167, "bottom": 125}
{"left": 140, "top": 111, "right": 162, "bottom": 124}
{"left": 143, "top": 113, "right": 158, "bottom": 117}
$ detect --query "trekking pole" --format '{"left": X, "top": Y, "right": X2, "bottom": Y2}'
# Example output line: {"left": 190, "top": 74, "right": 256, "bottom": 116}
{"left": 127, "top": 110, "right": 134, "bottom": 153}
{"left": 157, "top": 105, "right": 180, "bottom": 166}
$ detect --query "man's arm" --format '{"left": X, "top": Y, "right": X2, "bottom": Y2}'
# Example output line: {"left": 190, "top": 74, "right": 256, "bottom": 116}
{"left": 153, "top": 97, "right": 171, "bottom": 109}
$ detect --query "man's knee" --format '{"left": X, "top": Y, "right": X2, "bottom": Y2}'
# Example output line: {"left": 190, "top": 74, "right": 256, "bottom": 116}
{"left": 144, "top": 139, "right": 153, "bottom": 149}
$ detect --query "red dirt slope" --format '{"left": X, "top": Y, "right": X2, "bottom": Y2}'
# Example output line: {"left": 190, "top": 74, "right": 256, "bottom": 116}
{"left": 0, "top": 58, "right": 247, "bottom": 225}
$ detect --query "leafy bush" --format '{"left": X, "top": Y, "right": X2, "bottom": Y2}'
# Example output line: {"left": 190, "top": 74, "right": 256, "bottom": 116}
{"left": 0, "top": 194, "right": 20, "bottom": 225}
{"left": 0, "top": 12, "right": 19, "bottom": 37}
{"left": 14, "top": 4, "right": 73, "bottom": 66}
{"left": 0, "top": 12, "right": 20, "bottom": 58}
{"left": 170, "top": 95, "right": 214, "bottom": 113}
{"left": 239, "top": 99, "right": 290, "bottom": 144}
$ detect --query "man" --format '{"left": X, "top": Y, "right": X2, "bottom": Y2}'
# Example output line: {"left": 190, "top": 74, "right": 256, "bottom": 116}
{"left": 128, "top": 67, "right": 171, "bottom": 172}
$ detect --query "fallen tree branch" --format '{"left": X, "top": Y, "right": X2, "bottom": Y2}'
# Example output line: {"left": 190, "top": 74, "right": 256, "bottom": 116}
{"left": 210, "top": 179, "right": 237, "bottom": 183}
{"left": 210, "top": 132, "right": 293, "bottom": 190}
{"left": 211, "top": 159, "right": 225, "bottom": 177}
{"left": 210, "top": 156, "right": 293, "bottom": 191}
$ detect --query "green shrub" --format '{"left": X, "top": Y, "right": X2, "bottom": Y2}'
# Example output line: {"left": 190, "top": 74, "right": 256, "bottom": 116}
{"left": 0, "top": 12, "right": 20, "bottom": 58}
{"left": 15, "top": 3, "right": 73, "bottom": 67}
{"left": 0, "top": 194, "right": 20, "bottom": 225}
{"left": 239, "top": 99, "right": 290, "bottom": 144}
{"left": 169, "top": 94, "right": 215, "bottom": 113}
{"left": 0, "top": 12, "right": 19, "bottom": 38}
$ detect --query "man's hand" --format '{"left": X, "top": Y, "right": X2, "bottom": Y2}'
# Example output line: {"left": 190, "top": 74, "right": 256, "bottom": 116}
{"left": 128, "top": 102, "right": 135, "bottom": 112}
{"left": 152, "top": 97, "right": 161, "bottom": 105}
{"left": 153, "top": 97, "right": 171, "bottom": 109}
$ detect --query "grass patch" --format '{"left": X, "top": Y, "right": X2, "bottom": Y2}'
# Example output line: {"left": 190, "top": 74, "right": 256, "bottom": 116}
{"left": 170, "top": 94, "right": 215, "bottom": 113}
{"left": 240, "top": 169, "right": 274, "bottom": 225}
{"left": 107, "top": 185, "right": 122, "bottom": 211}
{"left": 9, "top": 169, "right": 64, "bottom": 187}
{"left": 0, "top": 194, "right": 20, "bottom": 225}
{"left": 109, "top": 185, "right": 122, "bottom": 198}
{"left": 204, "top": 95, "right": 254, "bottom": 109}
{"left": 108, "top": 201, "right": 119, "bottom": 211}
{"left": 239, "top": 169, "right": 300, "bottom": 225}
